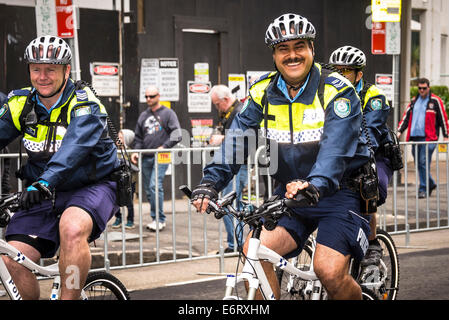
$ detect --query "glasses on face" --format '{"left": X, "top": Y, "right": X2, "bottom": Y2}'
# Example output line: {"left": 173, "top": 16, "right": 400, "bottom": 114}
{"left": 340, "top": 68, "right": 356, "bottom": 76}
{"left": 418, "top": 86, "right": 428, "bottom": 91}
{"left": 145, "top": 94, "right": 158, "bottom": 99}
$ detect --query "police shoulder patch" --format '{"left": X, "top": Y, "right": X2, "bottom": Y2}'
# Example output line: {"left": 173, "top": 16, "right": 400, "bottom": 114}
{"left": 370, "top": 98, "right": 382, "bottom": 110}
{"left": 0, "top": 103, "right": 8, "bottom": 119}
{"left": 73, "top": 105, "right": 92, "bottom": 117}
{"left": 334, "top": 98, "right": 351, "bottom": 118}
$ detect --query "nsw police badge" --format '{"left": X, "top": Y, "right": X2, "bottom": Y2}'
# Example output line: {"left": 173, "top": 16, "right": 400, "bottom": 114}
{"left": 334, "top": 98, "right": 351, "bottom": 118}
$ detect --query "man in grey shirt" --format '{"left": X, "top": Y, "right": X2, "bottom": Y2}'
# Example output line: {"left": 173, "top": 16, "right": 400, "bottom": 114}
{"left": 131, "top": 85, "right": 181, "bottom": 231}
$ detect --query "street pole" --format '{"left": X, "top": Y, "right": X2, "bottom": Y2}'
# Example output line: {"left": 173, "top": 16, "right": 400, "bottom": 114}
{"left": 70, "top": 4, "right": 81, "bottom": 81}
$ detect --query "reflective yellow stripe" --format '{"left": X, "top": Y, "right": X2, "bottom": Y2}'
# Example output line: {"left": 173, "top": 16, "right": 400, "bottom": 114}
{"left": 363, "top": 85, "right": 389, "bottom": 109}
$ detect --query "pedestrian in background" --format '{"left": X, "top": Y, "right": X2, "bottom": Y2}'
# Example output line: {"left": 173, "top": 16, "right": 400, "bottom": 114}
{"left": 131, "top": 85, "right": 181, "bottom": 232}
{"left": 397, "top": 78, "right": 449, "bottom": 198}
{"left": 209, "top": 84, "right": 247, "bottom": 253}
{"left": 112, "top": 129, "right": 137, "bottom": 229}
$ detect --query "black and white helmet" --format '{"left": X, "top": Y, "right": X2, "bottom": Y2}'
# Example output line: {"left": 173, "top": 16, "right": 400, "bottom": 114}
{"left": 24, "top": 35, "right": 72, "bottom": 65}
{"left": 265, "top": 13, "right": 316, "bottom": 48}
{"left": 329, "top": 46, "right": 366, "bottom": 69}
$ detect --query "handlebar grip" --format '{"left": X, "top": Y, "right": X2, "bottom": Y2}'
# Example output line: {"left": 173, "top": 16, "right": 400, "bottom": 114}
{"left": 179, "top": 185, "right": 192, "bottom": 199}
{"left": 285, "top": 192, "right": 311, "bottom": 208}
{"left": 214, "top": 210, "right": 226, "bottom": 219}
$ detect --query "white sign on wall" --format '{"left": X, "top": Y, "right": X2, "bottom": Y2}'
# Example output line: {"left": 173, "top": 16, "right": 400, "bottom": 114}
{"left": 375, "top": 73, "right": 394, "bottom": 101}
{"left": 139, "top": 58, "right": 179, "bottom": 102}
{"left": 228, "top": 74, "right": 246, "bottom": 101}
{"left": 90, "top": 62, "right": 120, "bottom": 96}
{"left": 194, "top": 63, "right": 209, "bottom": 83}
{"left": 187, "top": 81, "right": 211, "bottom": 113}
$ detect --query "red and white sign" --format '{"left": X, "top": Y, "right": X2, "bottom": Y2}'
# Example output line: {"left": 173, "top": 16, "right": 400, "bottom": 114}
{"left": 93, "top": 65, "right": 119, "bottom": 76}
{"left": 189, "top": 83, "right": 211, "bottom": 94}
{"left": 375, "top": 73, "right": 393, "bottom": 101}
{"left": 55, "top": 0, "right": 74, "bottom": 38}
{"left": 371, "top": 22, "right": 386, "bottom": 55}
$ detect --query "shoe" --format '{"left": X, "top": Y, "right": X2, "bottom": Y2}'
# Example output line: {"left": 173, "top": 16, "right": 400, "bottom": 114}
{"left": 111, "top": 218, "right": 122, "bottom": 229}
{"left": 361, "top": 242, "right": 383, "bottom": 267}
{"left": 125, "top": 221, "right": 134, "bottom": 229}
{"left": 418, "top": 191, "right": 427, "bottom": 199}
{"left": 429, "top": 185, "right": 437, "bottom": 196}
{"left": 224, "top": 247, "right": 234, "bottom": 253}
{"left": 146, "top": 220, "right": 166, "bottom": 231}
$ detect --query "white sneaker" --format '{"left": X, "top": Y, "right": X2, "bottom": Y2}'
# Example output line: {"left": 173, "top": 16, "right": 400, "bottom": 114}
{"left": 146, "top": 220, "right": 166, "bottom": 231}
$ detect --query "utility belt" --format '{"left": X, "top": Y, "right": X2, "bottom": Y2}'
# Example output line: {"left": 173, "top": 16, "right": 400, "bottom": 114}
{"left": 344, "top": 159, "right": 379, "bottom": 215}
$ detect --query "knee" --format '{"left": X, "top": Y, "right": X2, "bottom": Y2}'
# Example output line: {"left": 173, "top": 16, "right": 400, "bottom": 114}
{"left": 313, "top": 260, "right": 346, "bottom": 295}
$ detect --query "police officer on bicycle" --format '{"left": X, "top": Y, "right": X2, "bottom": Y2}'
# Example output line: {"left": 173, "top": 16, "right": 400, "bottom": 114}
{"left": 0, "top": 35, "right": 121, "bottom": 299}
{"left": 191, "top": 13, "right": 373, "bottom": 300}
{"left": 329, "top": 46, "right": 399, "bottom": 268}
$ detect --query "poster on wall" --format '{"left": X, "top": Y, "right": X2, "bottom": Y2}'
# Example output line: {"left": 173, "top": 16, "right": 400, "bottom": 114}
{"left": 139, "top": 58, "right": 179, "bottom": 103}
{"left": 187, "top": 81, "right": 212, "bottom": 113}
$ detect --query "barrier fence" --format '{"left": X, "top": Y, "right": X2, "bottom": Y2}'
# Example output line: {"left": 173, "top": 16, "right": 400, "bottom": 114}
{"left": 0, "top": 141, "right": 448, "bottom": 272}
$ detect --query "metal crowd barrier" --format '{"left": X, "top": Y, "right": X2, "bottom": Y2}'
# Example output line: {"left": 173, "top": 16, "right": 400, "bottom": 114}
{"left": 0, "top": 141, "right": 448, "bottom": 272}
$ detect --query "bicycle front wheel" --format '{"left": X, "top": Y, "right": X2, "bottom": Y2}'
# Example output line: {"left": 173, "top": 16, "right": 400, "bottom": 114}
{"left": 82, "top": 271, "right": 130, "bottom": 300}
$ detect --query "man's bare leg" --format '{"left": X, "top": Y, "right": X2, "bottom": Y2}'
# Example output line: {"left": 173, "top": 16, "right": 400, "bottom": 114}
{"left": 58, "top": 207, "right": 93, "bottom": 300}
{"left": 1, "top": 241, "right": 41, "bottom": 300}
{"left": 313, "top": 243, "right": 362, "bottom": 300}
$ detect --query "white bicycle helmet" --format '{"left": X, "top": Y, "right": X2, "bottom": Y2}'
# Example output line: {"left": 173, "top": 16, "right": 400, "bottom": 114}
{"left": 24, "top": 35, "right": 72, "bottom": 65}
{"left": 265, "top": 13, "right": 316, "bottom": 48}
{"left": 329, "top": 46, "right": 366, "bottom": 69}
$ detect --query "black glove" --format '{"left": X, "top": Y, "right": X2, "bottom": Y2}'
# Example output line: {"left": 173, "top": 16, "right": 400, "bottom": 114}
{"left": 191, "top": 182, "right": 218, "bottom": 202}
{"left": 288, "top": 179, "right": 320, "bottom": 207}
{"left": 19, "top": 180, "right": 53, "bottom": 210}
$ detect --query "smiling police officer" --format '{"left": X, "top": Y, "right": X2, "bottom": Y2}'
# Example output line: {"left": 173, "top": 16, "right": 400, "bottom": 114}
{"left": 190, "top": 14, "right": 372, "bottom": 299}
{"left": 0, "top": 35, "right": 120, "bottom": 299}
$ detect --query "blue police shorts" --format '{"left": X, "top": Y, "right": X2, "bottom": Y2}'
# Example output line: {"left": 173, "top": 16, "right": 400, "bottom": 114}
{"left": 376, "top": 157, "right": 393, "bottom": 206}
{"left": 5, "top": 180, "right": 119, "bottom": 258}
{"left": 275, "top": 186, "right": 371, "bottom": 263}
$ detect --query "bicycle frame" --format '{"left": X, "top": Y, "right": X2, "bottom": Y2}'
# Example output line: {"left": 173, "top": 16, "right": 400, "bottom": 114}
{"left": 0, "top": 238, "right": 62, "bottom": 300}
{"left": 223, "top": 236, "right": 322, "bottom": 300}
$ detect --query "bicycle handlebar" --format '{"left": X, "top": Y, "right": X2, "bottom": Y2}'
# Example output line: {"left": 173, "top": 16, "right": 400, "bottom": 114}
{"left": 179, "top": 185, "right": 312, "bottom": 231}
{"left": 0, "top": 192, "right": 21, "bottom": 228}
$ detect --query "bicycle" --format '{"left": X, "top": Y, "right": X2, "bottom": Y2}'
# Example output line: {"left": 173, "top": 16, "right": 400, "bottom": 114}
{"left": 180, "top": 185, "right": 379, "bottom": 300}
{"left": 277, "top": 227, "right": 400, "bottom": 300}
{"left": 0, "top": 192, "right": 130, "bottom": 300}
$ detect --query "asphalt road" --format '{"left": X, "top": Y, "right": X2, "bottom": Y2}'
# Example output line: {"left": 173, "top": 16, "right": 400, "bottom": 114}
{"left": 129, "top": 247, "right": 449, "bottom": 300}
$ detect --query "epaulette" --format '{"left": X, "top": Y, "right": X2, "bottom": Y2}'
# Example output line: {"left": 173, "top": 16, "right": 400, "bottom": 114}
{"left": 7, "top": 88, "right": 31, "bottom": 100}
{"left": 75, "top": 89, "right": 89, "bottom": 102}
{"left": 324, "top": 74, "right": 351, "bottom": 91}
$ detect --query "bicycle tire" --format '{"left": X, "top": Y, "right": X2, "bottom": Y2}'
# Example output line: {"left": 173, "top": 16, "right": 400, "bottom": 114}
{"left": 362, "top": 287, "right": 378, "bottom": 300}
{"left": 375, "top": 228, "right": 400, "bottom": 300}
{"left": 82, "top": 271, "right": 130, "bottom": 300}
{"left": 276, "top": 241, "right": 318, "bottom": 300}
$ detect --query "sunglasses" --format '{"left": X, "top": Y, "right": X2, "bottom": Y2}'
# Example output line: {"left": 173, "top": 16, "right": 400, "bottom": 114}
{"left": 418, "top": 86, "right": 428, "bottom": 91}
{"left": 340, "top": 68, "right": 356, "bottom": 75}
{"left": 145, "top": 94, "right": 159, "bottom": 99}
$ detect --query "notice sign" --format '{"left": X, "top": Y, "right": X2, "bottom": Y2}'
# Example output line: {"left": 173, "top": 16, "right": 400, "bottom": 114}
{"left": 90, "top": 62, "right": 120, "bottom": 96}
{"left": 187, "top": 81, "right": 211, "bottom": 113}
{"left": 228, "top": 74, "right": 246, "bottom": 101}
{"left": 139, "top": 58, "right": 179, "bottom": 102}
{"left": 55, "top": 0, "right": 74, "bottom": 38}
{"left": 375, "top": 74, "right": 393, "bottom": 101}
{"left": 372, "top": 0, "right": 401, "bottom": 23}
{"left": 191, "top": 118, "right": 213, "bottom": 147}
{"left": 35, "top": 0, "right": 58, "bottom": 37}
